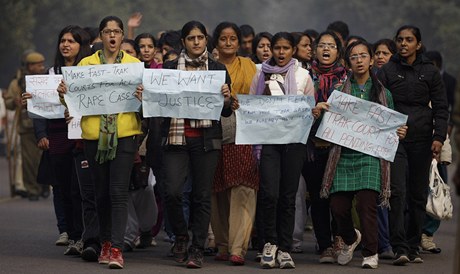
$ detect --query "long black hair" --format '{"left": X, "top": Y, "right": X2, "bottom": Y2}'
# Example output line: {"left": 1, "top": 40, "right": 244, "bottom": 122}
{"left": 251, "top": 32, "right": 272, "bottom": 64}
{"left": 344, "top": 40, "right": 384, "bottom": 104}
{"left": 315, "top": 30, "right": 343, "bottom": 63}
{"left": 54, "top": 25, "right": 92, "bottom": 74}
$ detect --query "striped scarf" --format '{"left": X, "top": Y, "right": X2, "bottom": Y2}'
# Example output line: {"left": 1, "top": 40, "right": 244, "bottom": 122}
{"left": 320, "top": 78, "right": 391, "bottom": 207}
{"left": 95, "top": 50, "right": 123, "bottom": 164}
{"left": 311, "top": 60, "right": 347, "bottom": 102}
{"left": 167, "top": 50, "right": 212, "bottom": 145}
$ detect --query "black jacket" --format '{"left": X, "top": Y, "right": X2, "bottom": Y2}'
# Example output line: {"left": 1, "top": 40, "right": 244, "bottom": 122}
{"left": 159, "top": 55, "right": 232, "bottom": 151}
{"left": 443, "top": 71, "right": 457, "bottom": 126}
{"left": 378, "top": 54, "right": 448, "bottom": 143}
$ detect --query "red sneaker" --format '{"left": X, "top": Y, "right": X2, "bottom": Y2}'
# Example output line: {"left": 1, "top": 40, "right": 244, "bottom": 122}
{"left": 98, "top": 242, "right": 111, "bottom": 264}
{"left": 229, "top": 255, "right": 245, "bottom": 265}
{"left": 214, "top": 252, "right": 229, "bottom": 261}
{"left": 108, "top": 247, "right": 124, "bottom": 269}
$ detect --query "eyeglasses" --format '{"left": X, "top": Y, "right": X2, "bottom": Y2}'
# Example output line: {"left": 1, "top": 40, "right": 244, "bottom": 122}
{"left": 317, "top": 43, "right": 337, "bottom": 49}
{"left": 349, "top": 53, "right": 370, "bottom": 61}
{"left": 101, "top": 29, "right": 123, "bottom": 36}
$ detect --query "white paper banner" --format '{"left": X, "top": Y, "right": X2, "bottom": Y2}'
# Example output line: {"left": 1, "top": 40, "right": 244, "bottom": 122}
{"left": 142, "top": 69, "right": 225, "bottom": 120}
{"left": 68, "top": 116, "right": 82, "bottom": 139}
{"left": 235, "top": 95, "right": 315, "bottom": 144}
{"left": 62, "top": 62, "right": 143, "bottom": 116}
{"left": 25, "top": 75, "right": 65, "bottom": 119}
{"left": 315, "top": 90, "right": 408, "bottom": 162}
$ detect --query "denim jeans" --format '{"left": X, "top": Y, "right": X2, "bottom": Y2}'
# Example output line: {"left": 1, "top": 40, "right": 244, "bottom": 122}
{"left": 259, "top": 143, "right": 306, "bottom": 252}
{"left": 162, "top": 137, "right": 219, "bottom": 248}
{"left": 84, "top": 137, "right": 137, "bottom": 249}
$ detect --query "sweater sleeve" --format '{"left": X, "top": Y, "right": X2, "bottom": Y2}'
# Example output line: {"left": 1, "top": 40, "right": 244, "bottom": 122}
{"left": 221, "top": 69, "right": 233, "bottom": 118}
{"left": 33, "top": 118, "right": 48, "bottom": 141}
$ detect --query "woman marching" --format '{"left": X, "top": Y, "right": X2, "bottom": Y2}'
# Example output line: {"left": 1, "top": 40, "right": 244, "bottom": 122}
{"left": 378, "top": 25, "right": 448, "bottom": 265}
{"left": 317, "top": 40, "right": 407, "bottom": 269}
{"left": 210, "top": 22, "right": 259, "bottom": 266}
{"left": 58, "top": 16, "right": 142, "bottom": 269}
{"left": 24, "top": 25, "right": 95, "bottom": 257}
{"left": 303, "top": 30, "right": 348, "bottom": 263}
{"left": 137, "top": 20, "right": 232, "bottom": 269}
{"left": 249, "top": 32, "right": 315, "bottom": 269}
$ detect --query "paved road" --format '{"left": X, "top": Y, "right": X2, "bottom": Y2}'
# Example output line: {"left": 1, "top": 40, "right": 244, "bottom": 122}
{"left": 0, "top": 156, "right": 458, "bottom": 273}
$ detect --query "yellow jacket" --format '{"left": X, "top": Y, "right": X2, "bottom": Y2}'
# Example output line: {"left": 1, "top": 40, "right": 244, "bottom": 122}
{"left": 77, "top": 50, "right": 142, "bottom": 140}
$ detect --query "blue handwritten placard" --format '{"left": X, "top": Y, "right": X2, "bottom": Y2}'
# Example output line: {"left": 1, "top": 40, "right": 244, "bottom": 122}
{"left": 235, "top": 95, "right": 315, "bottom": 144}
{"left": 315, "top": 90, "right": 408, "bottom": 162}
{"left": 62, "top": 63, "right": 143, "bottom": 116}
{"left": 26, "top": 75, "right": 65, "bottom": 119}
{"left": 142, "top": 69, "right": 225, "bottom": 120}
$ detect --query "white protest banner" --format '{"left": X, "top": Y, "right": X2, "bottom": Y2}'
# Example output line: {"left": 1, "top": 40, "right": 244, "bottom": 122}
{"left": 142, "top": 69, "right": 225, "bottom": 120}
{"left": 26, "top": 75, "right": 65, "bottom": 119}
{"left": 315, "top": 90, "right": 408, "bottom": 162}
{"left": 68, "top": 116, "right": 82, "bottom": 139}
{"left": 62, "top": 62, "right": 144, "bottom": 116}
{"left": 235, "top": 95, "right": 315, "bottom": 144}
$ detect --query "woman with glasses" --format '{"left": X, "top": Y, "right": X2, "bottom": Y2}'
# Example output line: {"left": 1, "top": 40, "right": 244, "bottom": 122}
{"left": 318, "top": 40, "right": 407, "bottom": 269}
{"left": 378, "top": 25, "right": 448, "bottom": 265}
{"left": 303, "top": 30, "right": 348, "bottom": 264}
{"left": 57, "top": 15, "right": 141, "bottom": 269}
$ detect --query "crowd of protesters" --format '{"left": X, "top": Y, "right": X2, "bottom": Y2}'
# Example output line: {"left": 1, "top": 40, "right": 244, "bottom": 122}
{"left": 2, "top": 13, "right": 459, "bottom": 272}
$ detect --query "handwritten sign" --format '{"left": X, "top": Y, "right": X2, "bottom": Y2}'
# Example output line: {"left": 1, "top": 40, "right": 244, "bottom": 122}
{"left": 142, "top": 69, "right": 225, "bottom": 120}
{"left": 68, "top": 116, "right": 82, "bottom": 139}
{"left": 26, "top": 75, "right": 65, "bottom": 119}
{"left": 62, "top": 63, "right": 143, "bottom": 116}
{"left": 235, "top": 95, "right": 315, "bottom": 144}
{"left": 316, "top": 90, "right": 408, "bottom": 162}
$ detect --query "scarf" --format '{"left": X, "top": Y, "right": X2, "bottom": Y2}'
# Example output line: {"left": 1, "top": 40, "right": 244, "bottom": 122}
{"left": 255, "top": 58, "right": 297, "bottom": 95}
{"left": 95, "top": 50, "right": 123, "bottom": 164}
{"left": 320, "top": 77, "right": 392, "bottom": 207}
{"left": 227, "top": 56, "right": 256, "bottom": 96}
{"left": 168, "top": 50, "right": 212, "bottom": 145}
{"left": 221, "top": 57, "right": 256, "bottom": 144}
{"left": 311, "top": 60, "right": 347, "bottom": 102}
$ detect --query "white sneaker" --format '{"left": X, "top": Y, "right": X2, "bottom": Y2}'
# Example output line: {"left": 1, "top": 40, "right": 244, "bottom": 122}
{"left": 55, "top": 232, "right": 69, "bottom": 246}
{"left": 337, "top": 229, "right": 362, "bottom": 265}
{"left": 64, "top": 239, "right": 84, "bottom": 256}
{"left": 260, "top": 243, "right": 278, "bottom": 268}
{"left": 277, "top": 250, "right": 295, "bottom": 269}
{"left": 362, "top": 254, "right": 378, "bottom": 269}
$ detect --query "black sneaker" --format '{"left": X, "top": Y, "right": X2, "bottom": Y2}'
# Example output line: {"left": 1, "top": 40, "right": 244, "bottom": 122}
{"left": 393, "top": 252, "right": 410, "bottom": 266}
{"left": 137, "top": 231, "right": 153, "bottom": 249}
{"left": 186, "top": 246, "right": 204, "bottom": 268}
{"left": 409, "top": 251, "right": 423, "bottom": 263}
{"left": 171, "top": 236, "right": 188, "bottom": 263}
{"left": 81, "top": 246, "right": 99, "bottom": 262}
{"left": 123, "top": 242, "right": 133, "bottom": 252}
